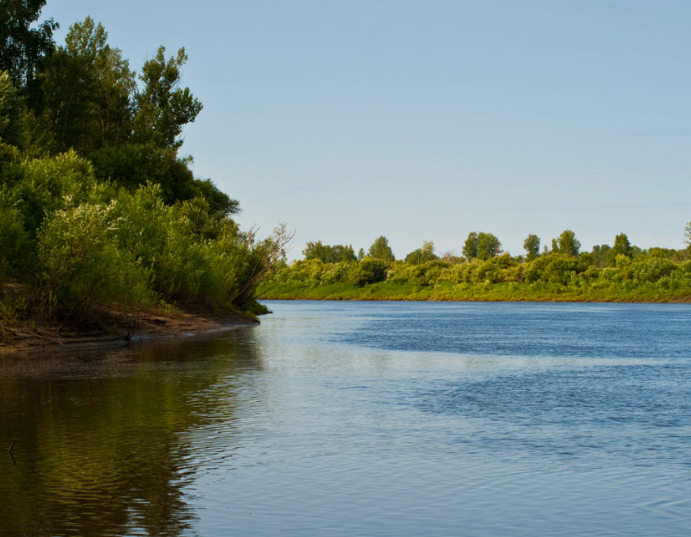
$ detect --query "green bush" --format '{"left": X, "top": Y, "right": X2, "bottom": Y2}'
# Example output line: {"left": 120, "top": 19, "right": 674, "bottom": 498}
{"left": 37, "top": 201, "right": 155, "bottom": 317}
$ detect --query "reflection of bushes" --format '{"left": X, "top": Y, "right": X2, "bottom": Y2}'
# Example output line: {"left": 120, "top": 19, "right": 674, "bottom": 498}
{"left": 0, "top": 330, "right": 264, "bottom": 536}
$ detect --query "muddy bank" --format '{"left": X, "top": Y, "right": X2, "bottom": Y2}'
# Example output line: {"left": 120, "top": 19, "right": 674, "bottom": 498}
{"left": 0, "top": 308, "right": 257, "bottom": 354}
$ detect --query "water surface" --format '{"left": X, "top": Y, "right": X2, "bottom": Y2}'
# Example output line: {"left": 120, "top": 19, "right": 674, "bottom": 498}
{"left": 2, "top": 301, "right": 691, "bottom": 536}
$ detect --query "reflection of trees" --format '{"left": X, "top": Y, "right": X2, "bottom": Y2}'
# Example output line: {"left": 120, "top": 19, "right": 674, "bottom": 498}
{"left": 0, "top": 329, "right": 262, "bottom": 537}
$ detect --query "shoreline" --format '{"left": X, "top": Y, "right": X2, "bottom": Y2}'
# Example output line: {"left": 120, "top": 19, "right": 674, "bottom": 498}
{"left": 258, "top": 293, "right": 691, "bottom": 304}
{"left": 0, "top": 309, "right": 258, "bottom": 355}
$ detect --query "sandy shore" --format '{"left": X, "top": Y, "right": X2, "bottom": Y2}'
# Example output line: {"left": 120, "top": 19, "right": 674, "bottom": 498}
{"left": 0, "top": 308, "right": 258, "bottom": 354}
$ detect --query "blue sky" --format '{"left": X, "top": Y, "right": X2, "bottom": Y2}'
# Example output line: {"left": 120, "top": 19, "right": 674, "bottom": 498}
{"left": 44, "top": 1, "right": 691, "bottom": 259}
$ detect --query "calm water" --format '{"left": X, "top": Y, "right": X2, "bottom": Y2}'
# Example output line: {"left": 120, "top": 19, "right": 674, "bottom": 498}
{"left": 2, "top": 301, "right": 691, "bottom": 536}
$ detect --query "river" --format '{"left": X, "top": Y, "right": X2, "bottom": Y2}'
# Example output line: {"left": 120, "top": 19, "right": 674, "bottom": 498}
{"left": 1, "top": 301, "right": 691, "bottom": 536}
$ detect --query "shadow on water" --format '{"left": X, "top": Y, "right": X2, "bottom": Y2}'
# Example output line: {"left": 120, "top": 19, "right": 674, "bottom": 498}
{"left": 0, "top": 328, "right": 263, "bottom": 537}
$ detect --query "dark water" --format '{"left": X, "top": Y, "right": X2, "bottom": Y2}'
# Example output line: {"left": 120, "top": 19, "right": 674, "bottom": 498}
{"left": 2, "top": 301, "right": 691, "bottom": 536}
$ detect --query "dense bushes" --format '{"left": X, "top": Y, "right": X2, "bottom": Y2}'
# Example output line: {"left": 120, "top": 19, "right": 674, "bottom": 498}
{"left": 0, "top": 147, "right": 287, "bottom": 321}
{"left": 263, "top": 247, "right": 691, "bottom": 302}
{"left": 0, "top": 9, "right": 286, "bottom": 327}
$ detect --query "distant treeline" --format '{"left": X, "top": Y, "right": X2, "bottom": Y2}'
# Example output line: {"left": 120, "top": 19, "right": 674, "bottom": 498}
{"left": 260, "top": 229, "right": 691, "bottom": 302}
{"left": 0, "top": 3, "right": 287, "bottom": 330}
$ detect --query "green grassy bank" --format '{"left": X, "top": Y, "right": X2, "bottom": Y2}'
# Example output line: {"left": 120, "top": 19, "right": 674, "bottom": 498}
{"left": 258, "top": 279, "right": 691, "bottom": 303}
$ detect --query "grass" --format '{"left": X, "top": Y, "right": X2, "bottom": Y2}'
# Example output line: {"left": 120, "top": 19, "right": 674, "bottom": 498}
{"left": 257, "top": 281, "right": 691, "bottom": 303}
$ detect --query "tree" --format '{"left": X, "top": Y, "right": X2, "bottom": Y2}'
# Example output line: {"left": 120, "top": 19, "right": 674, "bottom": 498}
{"left": 477, "top": 232, "right": 501, "bottom": 260}
{"left": 133, "top": 46, "right": 202, "bottom": 149}
{"left": 557, "top": 229, "right": 580, "bottom": 257}
{"left": 41, "top": 17, "right": 136, "bottom": 153}
{"left": 303, "top": 241, "right": 356, "bottom": 263}
{"left": 523, "top": 234, "right": 540, "bottom": 262}
{"left": 357, "top": 247, "right": 364, "bottom": 261}
{"left": 685, "top": 222, "right": 691, "bottom": 247}
{"left": 611, "top": 233, "right": 632, "bottom": 258}
{"left": 367, "top": 235, "right": 395, "bottom": 263}
{"left": 462, "top": 232, "right": 478, "bottom": 259}
{"left": 405, "top": 240, "right": 437, "bottom": 264}
{"left": 0, "top": 0, "right": 57, "bottom": 105}
{"left": 591, "top": 244, "right": 612, "bottom": 267}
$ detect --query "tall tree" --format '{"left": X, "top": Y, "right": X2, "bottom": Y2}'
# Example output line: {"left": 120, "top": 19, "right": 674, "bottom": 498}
{"left": 477, "top": 232, "right": 501, "bottom": 260}
{"left": 523, "top": 234, "right": 540, "bottom": 261}
{"left": 462, "top": 232, "right": 479, "bottom": 260}
{"left": 611, "top": 233, "right": 632, "bottom": 258}
{"left": 41, "top": 17, "right": 135, "bottom": 153}
{"left": 367, "top": 235, "right": 395, "bottom": 263}
{"left": 0, "top": 0, "right": 57, "bottom": 105}
{"left": 557, "top": 229, "right": 580, "bottom": 256}
{"left": 133, "top": 46, "right": 202, "bottom": 149}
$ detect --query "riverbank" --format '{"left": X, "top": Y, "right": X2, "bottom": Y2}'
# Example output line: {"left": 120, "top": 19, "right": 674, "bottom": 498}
{"left": 258, "top": 281, "right": 691, "bottom": 303}
{"left": 0, "top": 296, "right": 258, "bottom": 354}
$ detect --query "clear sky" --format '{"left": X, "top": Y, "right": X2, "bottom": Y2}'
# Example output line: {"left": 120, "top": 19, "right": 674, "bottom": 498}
{"left": 43, "top": 1, "right": 691, "bottom": 259}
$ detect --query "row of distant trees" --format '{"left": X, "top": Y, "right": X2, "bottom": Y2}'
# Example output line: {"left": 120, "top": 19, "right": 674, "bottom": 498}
{"left": 303, "top": 227, "right": 691, "bottom": 268}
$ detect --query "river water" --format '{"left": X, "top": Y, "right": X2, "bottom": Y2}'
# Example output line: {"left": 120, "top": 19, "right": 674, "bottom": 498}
{"left": 1, "top": 301, "right": 691, "bottom": 536}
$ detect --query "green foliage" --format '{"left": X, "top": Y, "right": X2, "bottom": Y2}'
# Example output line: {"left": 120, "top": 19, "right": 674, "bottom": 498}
{"left": 5, "top": 150, "right": 103, "bottom": 236}
{"left": 367, "top": 235, "right": 395, "bottom": 263}
{"left": 462, "top": 232, "right": 478, "bottom": 259}
{"left": 133, "top": 47, "right": 202, "bottom": 149}
{"left": 0, "top": 0, "right": 57, "bottom": 105}
{"left": 303, "top": 241, "right": 356, "bottom": 263}
{"left": 556, "top": 229, "right": 580, "bottom": 256}
{"left": 612, "top": 233, "right": 632, "bottom": 258}
{"left": 36, "top": 200, "right": 155, "bottom": 317}
{"left": 591, "top": 244, "right": 612, "bottom": 267}
{"left": 0, "top": 13, "right": 284, "bottom": 329}
{"left": 0, "top": 71, "right": 21, "bottom": 146}
{"left": 463, "top": 232, "right": 501, "bottom": 260}
{"left": 348, "top": 257, "right": 388, "bottom": 286}
{"left": 523, "top": 234, "right": 540, "bottom": 261}
{"left": 405, "top": 241, "right": 437, "bottom": 264}
{"left": 41, "top": 18, "right": 135, "bottom": 153}
{"left": 477, "top": 232, "right": 501, "bottom": 260}
{"left": 0, "top": 191, "right": 30, "bottom": 282}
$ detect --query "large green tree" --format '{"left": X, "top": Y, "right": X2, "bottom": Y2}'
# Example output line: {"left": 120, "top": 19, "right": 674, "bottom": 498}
{"left": 557, "top": 229, "right": 580, "bottom": 256}
{"left": 367, "top": 235, "right": 395, "bottom": 263}
{"left": 523, "top": 234, "right": 540, "bottom": 261}
{"left": 462, "top": 232, "right": 478, "bottom": 259}
{"left": 477, "top": 232, "right": 501, "bottom": 260}
{"left": 133, "top": 46, "right": 202, "bottom": 149}
{"left": 0, "top": 0, "right": 57, "bottom": 105}
{"left": 611, "top": 233, "right": 632, "bottom": 258}
{"left": 41, "top": 17, "right": 135, "bottom": 153}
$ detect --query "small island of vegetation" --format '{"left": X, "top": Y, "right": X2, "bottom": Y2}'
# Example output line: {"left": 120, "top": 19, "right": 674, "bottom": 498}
{"left": 259, "top": 229, "right": 691, "bottom": 303}
{"left": 0, "top": 3, "right": 288, "bottom": 348}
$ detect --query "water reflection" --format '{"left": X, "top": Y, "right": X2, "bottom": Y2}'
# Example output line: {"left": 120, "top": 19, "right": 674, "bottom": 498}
{"left": 0, "top": 329, "right": 262, "bottom": 537}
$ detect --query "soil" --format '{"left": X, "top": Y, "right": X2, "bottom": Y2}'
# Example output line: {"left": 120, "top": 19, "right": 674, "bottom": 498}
{"left": 0, "top": 284, "right": 258, "bottom": 354}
